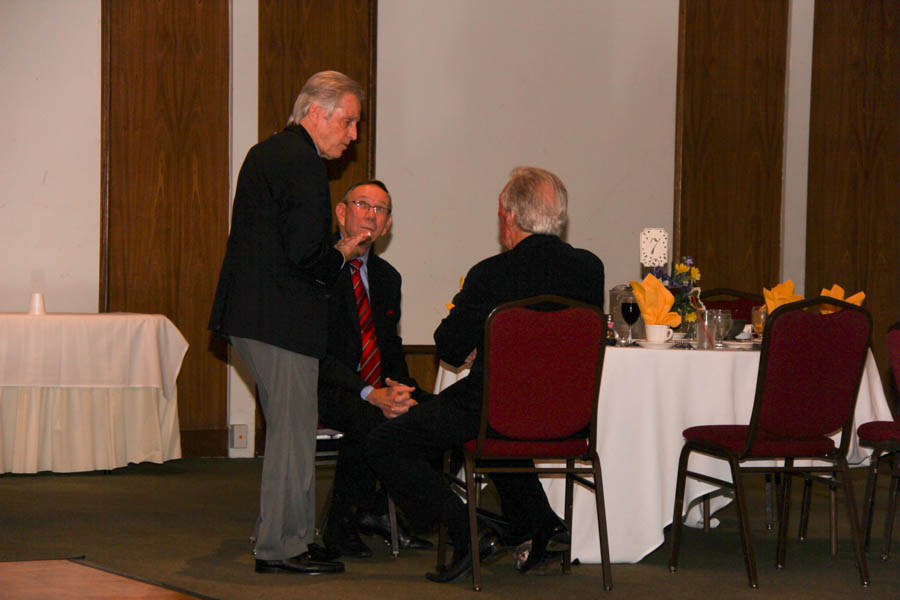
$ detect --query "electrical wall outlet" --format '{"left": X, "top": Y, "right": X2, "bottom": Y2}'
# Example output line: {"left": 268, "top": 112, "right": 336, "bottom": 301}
{"left": 229, "top": 424, "right": 248, "bottom": 449}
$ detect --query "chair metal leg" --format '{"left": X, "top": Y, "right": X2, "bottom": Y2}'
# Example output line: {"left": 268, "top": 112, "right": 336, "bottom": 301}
{"left": 774, "top": 472, "right": 784, "bottom": 526}
{"left": 388, "top": 496, "right": 400, "bottom": 557}
{"left": 668, "top": 444, "right": 692, "bottom": 574}
{"left": 881, "top": 453, "right": 899, "bottom": 560}
{"left": 465, "top": 455, "right": 482, "bottom": 592}
{"left": 765, "top": 473, "right": 776, "bottom": 531}
{"left": 727, "top": 455, "right": 758, "bottom": 588}
{"left": 591, "top": 454, "right": 613, "bottom": 591}
{"left": 798, "top": 475, "right": 812, "bottom": 540}
{"left": 775, "top": 462, "right": 793, "bottom": 569}
{"left": 701, "top": 494, "right": 711, "bottom": 532}
{"left": 830, "top": 477, "right": 838, "bottom": 557}
{"left": 860, "top": 448, "right": 880, "bottom": 551}
{"left": 837, "top": 457, "right": 870, "bottom": 586}
{"left": 563, "top": 461, "right": 575, "bottom": 574}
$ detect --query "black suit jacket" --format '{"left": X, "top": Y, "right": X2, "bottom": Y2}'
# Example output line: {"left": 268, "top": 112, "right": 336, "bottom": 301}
{"left": 434, "top": 234, "right": 605, "bottom": 411}
{"left": 319, "top": 252, "right": 427, "bottom": 400}
{"left": 209, "top": 124, "right": 344, "bottom": 358}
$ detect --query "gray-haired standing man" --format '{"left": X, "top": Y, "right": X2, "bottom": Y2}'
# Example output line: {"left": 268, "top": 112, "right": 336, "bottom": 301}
{"left": 210, "top": 71, "right": 370, "bottom": 575}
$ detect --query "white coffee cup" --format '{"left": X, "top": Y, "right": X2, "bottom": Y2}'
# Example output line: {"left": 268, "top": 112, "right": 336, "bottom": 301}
{"left": 645, "top": 324, "right": 673, "bottom": 344}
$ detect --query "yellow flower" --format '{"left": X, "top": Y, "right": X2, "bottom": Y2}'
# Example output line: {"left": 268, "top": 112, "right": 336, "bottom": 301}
{"left": 690, "top": 267, "right": 701, "bottom": 282}
{"left": 675, "top": 263, "right": 689, "bottom": 274}
{"left": 684, "top": 311, "right": 697, "bottom": 323}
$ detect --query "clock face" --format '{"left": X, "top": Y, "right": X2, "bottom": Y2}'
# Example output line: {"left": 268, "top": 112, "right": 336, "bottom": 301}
{"left": 640, "top": 228, "right": 669, "bottom": 267}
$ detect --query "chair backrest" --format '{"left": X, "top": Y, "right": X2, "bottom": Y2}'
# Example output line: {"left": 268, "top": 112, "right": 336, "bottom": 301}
{"left": 700, "top": 288, "right": 763, "bottom": 322}
{"left": 887, "top": 320, "right": 900, "bottom": 421}
{"left": 481, "top": 295, "right": 606, "bottom": 443}
{"left": 746, "top": 296, "right": 872, "bottom": 455}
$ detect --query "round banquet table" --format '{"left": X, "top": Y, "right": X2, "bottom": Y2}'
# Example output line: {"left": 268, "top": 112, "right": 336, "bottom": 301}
{"left": 434, "top": 345, "right": 892, "bottom": 563}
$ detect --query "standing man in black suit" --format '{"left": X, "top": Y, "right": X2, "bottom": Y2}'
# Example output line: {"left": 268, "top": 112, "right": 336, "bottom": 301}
{"left": 367, "top": 166, "right": 605, "bottom": 582}
{"left": 317, "top": 180, "right": 433, "bottom": 558}
{"left": 209, "top": 71, "right": 370, "bottom": 575}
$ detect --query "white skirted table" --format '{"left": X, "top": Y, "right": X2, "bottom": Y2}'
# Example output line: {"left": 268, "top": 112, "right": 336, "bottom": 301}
{"left": 434, "top": 345, "right": 892, "bottom": 564}
{"left": 0, "top": 313, "right": 188, "bottom": 474}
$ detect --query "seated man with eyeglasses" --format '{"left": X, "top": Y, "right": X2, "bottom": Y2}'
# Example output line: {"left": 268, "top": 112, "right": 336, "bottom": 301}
{"left": 318, "top": 180, "right": 434, "bottom": 557}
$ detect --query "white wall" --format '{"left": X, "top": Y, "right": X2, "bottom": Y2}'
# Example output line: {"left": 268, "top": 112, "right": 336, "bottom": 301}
{"left": 781, "top": 0, "right": 815, "bottom": 295}
{"left": 1, "top": 0, "right": 816, "bottom": 444}
{"left": 0, "top": 0, "right": 101, "bottom": 313}
{"left": 227, "top": 0, "right": 260, "bottom": 457}
{"left": 376, "top": 0, "right": 681, "bottom": 342}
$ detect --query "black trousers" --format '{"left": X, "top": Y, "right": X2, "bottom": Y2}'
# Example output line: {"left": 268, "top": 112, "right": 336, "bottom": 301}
{"left": 365, "top": 391, "right": 558, "bottom": 538}
{"left": 318, "top": 385, "right": 389, "bottom": 515}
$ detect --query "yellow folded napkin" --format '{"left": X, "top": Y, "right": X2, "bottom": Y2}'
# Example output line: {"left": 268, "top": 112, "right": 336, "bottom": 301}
{"left": 818, "top": 284, "right": 865, "bottom": 314}
{"left": 763, "top": 280, "right": 803, "bottom": 313}
{"left": 628, "top": 274, "right": 682, "bottom": 327}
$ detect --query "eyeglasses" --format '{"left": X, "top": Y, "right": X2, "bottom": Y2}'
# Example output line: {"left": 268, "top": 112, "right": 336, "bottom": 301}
{"left": 345, "top": 199, "right": 391, "bottom": 216}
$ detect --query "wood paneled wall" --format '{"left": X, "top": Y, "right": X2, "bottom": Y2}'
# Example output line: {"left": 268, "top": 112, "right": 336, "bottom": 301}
{"left": 675, "top": 0, "right": 788, "bottom": 294}
{"left": 102, "top": 1, "right": 230, "bottom": 456}
{"left": 806, "top": 1, "right": 899, "bottom": 397}
{"left": 404, "top": 345, "right": 440, "bottom": 398}
{"left": 259, "top": 0, "right": 377, "bottom": 204}
{"left": 253, "top": 0, "right": 378, "bottom": 455}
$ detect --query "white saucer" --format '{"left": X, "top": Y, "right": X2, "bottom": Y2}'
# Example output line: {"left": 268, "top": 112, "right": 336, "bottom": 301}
{"left": 635, "top": 340, "right": 674, "bottom": 350}
{"left": 723, "top": 340, "right": 756, "bottom": 350}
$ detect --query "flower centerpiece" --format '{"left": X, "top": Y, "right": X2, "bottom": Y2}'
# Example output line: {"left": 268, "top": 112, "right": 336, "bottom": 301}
{"left": 650, "top": 257, "right": 702, "bottom": 331}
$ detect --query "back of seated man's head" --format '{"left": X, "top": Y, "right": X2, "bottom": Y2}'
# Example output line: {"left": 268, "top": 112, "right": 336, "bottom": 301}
{"left": 500, "top": 166, "right": 568, "bottom": 237}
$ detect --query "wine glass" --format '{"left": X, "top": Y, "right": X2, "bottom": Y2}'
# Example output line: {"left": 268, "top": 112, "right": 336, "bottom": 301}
{"left": 711, "top": 309, "right": 732, "bottom": 348}
{"left": 751, "top": 305, "right": 768, "bottom": 338}
{"left": 621, "top": 291, "right": 640, "bottom": 346}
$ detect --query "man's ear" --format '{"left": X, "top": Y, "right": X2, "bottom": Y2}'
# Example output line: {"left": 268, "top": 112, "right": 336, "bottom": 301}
{"left": 335, "top": 201, "right": 347, "bottom": 232}
{"left": 383, "top": 213, "right": 393, "bottom": 233}
{"left": 307, "top": 102, "right": 324, "bottom": 124}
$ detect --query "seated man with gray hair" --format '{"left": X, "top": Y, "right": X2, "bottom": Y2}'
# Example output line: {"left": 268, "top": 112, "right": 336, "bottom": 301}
{"left": 366, "top": 166, "right": 605, "bottom": 582}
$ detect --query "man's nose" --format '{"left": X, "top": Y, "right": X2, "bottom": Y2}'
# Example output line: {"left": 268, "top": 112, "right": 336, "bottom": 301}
{"left": 348, "top": 123, "right": 358, "bottom": 141}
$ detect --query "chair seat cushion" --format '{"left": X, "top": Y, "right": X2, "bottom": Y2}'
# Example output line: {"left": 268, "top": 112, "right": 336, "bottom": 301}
{"left": 683, "top": 424, "right": 835, "bottom": 457}
{"left": 463, "top": 437, "right": 588, "bottom": 458}
{"left": 857, "top": 421, "right": 900, "bottom": 447}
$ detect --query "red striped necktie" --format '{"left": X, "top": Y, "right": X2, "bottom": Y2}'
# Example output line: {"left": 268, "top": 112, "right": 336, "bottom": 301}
{"left": 350, "top": 259, "right": 382, "bottom": 388}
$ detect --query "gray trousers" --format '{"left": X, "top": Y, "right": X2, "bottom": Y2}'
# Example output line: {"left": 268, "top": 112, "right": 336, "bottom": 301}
{"left": 231, "top": 336, "right": 318, "bottom": 561}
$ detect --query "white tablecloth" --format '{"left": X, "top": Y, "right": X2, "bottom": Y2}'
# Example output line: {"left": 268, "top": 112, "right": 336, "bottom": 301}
{"left": 0, "top": 313, "right": 188, "bottom": 473}
{"left": 434, "top": 346, "right": 892, "bottom": 563}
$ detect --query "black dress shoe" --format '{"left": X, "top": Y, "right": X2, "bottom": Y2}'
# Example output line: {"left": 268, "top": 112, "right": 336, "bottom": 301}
{"left": 518, "top": 521, "right": 569, "bottom": 574}
{"left": 425, "top": 528, "right": 502, "bottom": 583}
{"left": 254, "top": 552, "right": 345, "bottom": 574}
{"left": 323, "top": 531, "right": 372, "bottom": 558}
{"left": 306, "top": 542, "right": 342, "bottom": 562}
{"left": 545, "top": 522, "right": 571, "bottom": 552}
{"left": 357, "top": 510, "right": 434, "bottom": 550}
{"left": 323, "top": 515, "right": 373, "bottom": 558}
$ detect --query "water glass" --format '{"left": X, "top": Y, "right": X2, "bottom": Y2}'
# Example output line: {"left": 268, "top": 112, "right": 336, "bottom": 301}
{"left": 695, "top": 309, "right": 715, "bottom": 349}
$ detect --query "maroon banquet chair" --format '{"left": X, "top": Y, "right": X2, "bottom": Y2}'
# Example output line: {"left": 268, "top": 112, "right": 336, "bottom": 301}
{"left": 699, "top": 288, "right": 764, "bottom": 323}
{"left": 668, "top": 296, "right": 872, "bottom": 588}
{"left": 857, "top": 320, "right": 900, "bottom": 560}
{"left": 436, "top": 295, "right": 612, "bottom": 592}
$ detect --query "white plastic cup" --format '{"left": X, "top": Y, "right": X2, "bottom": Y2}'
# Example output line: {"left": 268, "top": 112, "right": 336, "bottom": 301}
{"left": 28, "top": 292, "right": 46, "bottom": 315}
